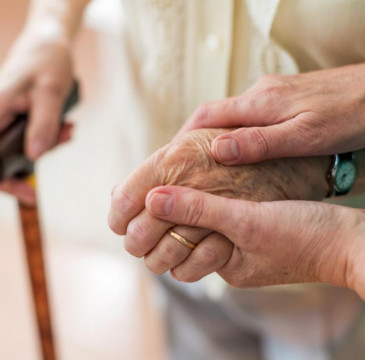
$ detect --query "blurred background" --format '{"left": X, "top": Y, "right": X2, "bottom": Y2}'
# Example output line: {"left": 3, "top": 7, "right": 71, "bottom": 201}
{"left": 2, "top": 1, "right": 365, "bottom": 360}
{"left": 0, "top": 0, "right": 166, "bottom": 359}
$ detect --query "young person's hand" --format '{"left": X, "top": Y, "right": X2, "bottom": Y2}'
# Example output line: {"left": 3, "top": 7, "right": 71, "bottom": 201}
{"left": 146, "top": 185, "right": 365, "bottom": 301}
{"left": 180, "top": 65, "right": 365, "bottom": 165}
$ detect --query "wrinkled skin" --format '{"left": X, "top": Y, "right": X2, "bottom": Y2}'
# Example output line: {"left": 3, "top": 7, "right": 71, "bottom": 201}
{"left": 109, "top": 128, "right": 330, "bottom": 281}
{"left": 151, "top": 129, "right": 329, "bottom": 201}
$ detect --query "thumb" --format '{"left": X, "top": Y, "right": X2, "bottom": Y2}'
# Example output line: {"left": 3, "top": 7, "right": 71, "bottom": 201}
{"left": 146, "top": 186, "right": 337, "bottom": 247}
{"left": 211, "top": 121, "right": 306, "bottom": 165}
{"left": 145, "top": 186, "right": 256, "bottom": 238}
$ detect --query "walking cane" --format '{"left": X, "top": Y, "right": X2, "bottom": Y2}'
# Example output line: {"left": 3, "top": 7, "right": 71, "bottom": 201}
{"left": 18, "top": 175, "right": 56, "bottom": 360}
{"left": 0, "top": 82, "right": 79, "bottom": 360}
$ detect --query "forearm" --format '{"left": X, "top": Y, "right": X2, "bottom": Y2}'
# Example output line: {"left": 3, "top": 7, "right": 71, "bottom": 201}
{"left": 23, "top": 0, "right": 91, "bottom": 43}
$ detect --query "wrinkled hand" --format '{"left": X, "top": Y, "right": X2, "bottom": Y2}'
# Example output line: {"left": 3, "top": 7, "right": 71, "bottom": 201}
{"left": 0, "top": 122, "right": 73, "bottom": 206}
{"left": 109, "top": 128, "right": 330, "bottom": 280}
{"left": 180, "top": 65, "right": 365, "bottom": 165}
{"left": 145, "top": 185, "right": 365, "bottom": 300}
{"left": 0, "top": 32, "right": 74, "bottom": 204}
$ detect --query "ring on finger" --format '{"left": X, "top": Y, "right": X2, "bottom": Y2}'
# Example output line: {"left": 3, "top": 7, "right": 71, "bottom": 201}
{"left": 167, "top": 229, "right": 197, "bottom": 250}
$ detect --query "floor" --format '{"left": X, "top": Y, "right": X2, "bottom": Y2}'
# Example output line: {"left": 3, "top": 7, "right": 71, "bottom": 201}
{"left": 0, "top": 1, "right": 166, "bottom": 359}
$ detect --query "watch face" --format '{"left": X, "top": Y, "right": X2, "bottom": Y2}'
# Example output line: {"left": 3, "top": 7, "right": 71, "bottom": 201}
{"left": 334, "top": 160, "right": 357, "bottom": 192}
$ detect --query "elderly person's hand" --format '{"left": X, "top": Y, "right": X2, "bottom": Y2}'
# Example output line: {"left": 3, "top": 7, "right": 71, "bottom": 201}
{"left": 0, "top": 123, "right": 73, "bottom": 205}
{"left": 179, "top": 65, "right": 365, "bottom": 165}
{"left": 145, "top": 185, "right": 365, "bottom": 301}
{"left": 0, "top": 29, "right": 74, "bottom": 204}
{"left": 109, "top": 128, "right": 330, "bottom": 279}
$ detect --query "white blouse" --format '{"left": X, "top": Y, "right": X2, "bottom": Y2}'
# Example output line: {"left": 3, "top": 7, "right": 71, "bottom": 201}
{"left": 122, "top": 0, "right": 365, "bottom": 152}
{"left": 120, "top": 0, "right": 365, "bottom": 347}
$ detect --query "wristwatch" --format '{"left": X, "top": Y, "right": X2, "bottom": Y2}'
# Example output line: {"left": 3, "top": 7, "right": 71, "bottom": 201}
{"left": 326, "top": 152, "right": 357, "bottom": 197}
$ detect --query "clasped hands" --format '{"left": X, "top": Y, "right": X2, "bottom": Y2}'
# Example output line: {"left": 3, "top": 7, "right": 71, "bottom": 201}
{"left": 108, "top": 128, "right": 364, "bottom": 298}
{"left": 109, "top": 66, "right": 365, "bottom": 300}
{"left": 2, "top": 36, "right": 364, "bottom": 299}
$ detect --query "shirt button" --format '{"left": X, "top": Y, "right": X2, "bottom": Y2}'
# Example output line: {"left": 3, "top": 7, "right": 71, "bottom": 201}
{"left": 205, "top": 34, "right": 222, "bottom": 51}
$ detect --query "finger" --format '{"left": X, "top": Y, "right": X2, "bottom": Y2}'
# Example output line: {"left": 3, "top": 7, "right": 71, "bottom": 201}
{"left": 146, "top": 186, "right": 254, "bottom": 239}
{"left": 0, "top": 178, "right": 36, "bottom": 206}
{"left": 109, "top": 159, "right": 162, "bottom": 236}
{"left": 146, "top": 186, "right": 358, "bottom": 289}
{"left": 26, "top": 78, "right": 70, "bottom": 160}
{"left": 0, "top": 78, "right": 30, "bottom": 130}
{"left": 178, "top": 87, "right": 289, "bottom": 134}
{"left": 124, "top": 209, "right": 173, "bottom": 257}
{"left": 171, "top": 232, "right": 232, "bottom": 282}
{"left": 0, "top": 91, "right": 15, "bottom": 126}
{"left": 0, "top": 93, "right": 30, "bottom": 131}
{"left": 211, "top": 119, "right": 310, "bottom": 164}
{"left": 144, "top": 226, "right": 212, "bottom": 274}
{"left": 179, "top": 98, "right": 248, "bottom": 134}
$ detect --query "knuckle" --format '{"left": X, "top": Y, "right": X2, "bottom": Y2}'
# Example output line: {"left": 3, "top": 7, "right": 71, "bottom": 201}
{"left": 126, "top": 219, "right": 149, "bottom": 244}
{"left": 125, "top": 220, "right": 150, "bottom": 257}
{"left": 173, "top": 268, "right": 198, "bottom": 283}
{"left": 124, "top": 238, "right": 143, "bottom": 258}
{"left": 257, "top": 73, "right": 286, "bottom": 87}
{"left": 36, "top": 76, "right": 65, "bottom": 97}
{"left": 107, "top": 211, "right": 124, "bottom": 236}
{"left": 111, "top": 186, "right": 137, "bottom": 217}
{"left": 185, "top": 196, "right": 205, "bottom": 226}
{"left": 247, "top": 128, "right": 269, "bottom": 159}
{"left": 217, "top": 98, "right": 237, "bottom": 112}
{"left": 149, "top": 144, "right": 171, "bottom": 170}
{"left": 191, "top": 103, "right": 210, "bottom": 126}
{"left": 195, "top": 246, "right": 218, "bottom": 268}
{"left": 241, "top": 92, "right": 259, "bottom": 111}
{"left": 222, "top": 97, "right": 246, "bottom": 116}
{"left": 160, "top": 240, "right": 182, "bottom": 263}
{"left": 144, "top": 256, "right": 170, "bottom": 274}
{"left": 254, "top": 74, "right": 288, "bottom": 95}
{"left": 123, "top": 238, "right": 141, "bottom": 257}
{"left": 250, "top": 87, "right": 277, "bottom": 105}
{"left": 145, "top": 242, "right": 182, "bottom": 274}
{"left": 242, "top": 85, "right": 280, "bottom": 114}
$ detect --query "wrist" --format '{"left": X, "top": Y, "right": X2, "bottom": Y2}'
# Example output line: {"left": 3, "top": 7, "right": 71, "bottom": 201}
{"left": 20, "top": 21, "right": 72, "bottom": 49}
{"left": 345, "top": 211, "right": 365, "bottom": 300}
{"left": 315, "top": 207, "right": 365, "bottom": 299}
{"left": 299, "top": 155, "right": 332, "bottom": 201}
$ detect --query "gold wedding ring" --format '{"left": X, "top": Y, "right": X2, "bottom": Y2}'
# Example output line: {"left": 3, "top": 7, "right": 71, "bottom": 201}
{"left": 167, "top": 229, "right": 197, "bottom": 250}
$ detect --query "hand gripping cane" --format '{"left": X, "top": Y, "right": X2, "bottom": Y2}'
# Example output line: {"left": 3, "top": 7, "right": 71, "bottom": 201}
{"left": 0, "top": 81, "right": 79, "bottom": 360}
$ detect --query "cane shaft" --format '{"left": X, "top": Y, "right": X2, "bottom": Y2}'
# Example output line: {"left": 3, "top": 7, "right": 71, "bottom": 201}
{"left": 18, "top": 201, "right": 57, "bottom": 360}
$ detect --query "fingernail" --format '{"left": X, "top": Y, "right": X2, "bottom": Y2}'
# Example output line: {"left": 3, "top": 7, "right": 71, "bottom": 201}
{"left": 214, "top": 138, "right": 240, "bottom": 163}
{"left": 149, "top": 192, "right": 173, "bottom": 216}
{"left": 28, "top": 140, "right": 46, "bottom": 160}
